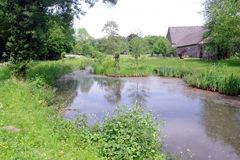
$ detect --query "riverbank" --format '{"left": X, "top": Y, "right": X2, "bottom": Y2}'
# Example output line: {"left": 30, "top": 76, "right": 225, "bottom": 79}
{"left": 0, "top": 59, "right": 166, "bottom": 160}
{"left": 92, "top": 56, "right": 240, "bottom": 95}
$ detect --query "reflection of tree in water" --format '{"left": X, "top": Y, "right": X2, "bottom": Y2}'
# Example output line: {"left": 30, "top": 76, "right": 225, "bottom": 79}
{"left": 127, "top": 81, "right": 149, "bottom": 107}
{"left": 202, "top": 100, "right": 240, "bottom": 156}
{"left": 55, "top": 79, "right": 79, "bottom": 94}
{"left": 54, "top": 79, "right": 79, "bottom": 106}
{"left": 94, "top": 77, "right": 124, "bottom": 105}
{"left": 76, "top": 75, "right": 94, "bottom": 93}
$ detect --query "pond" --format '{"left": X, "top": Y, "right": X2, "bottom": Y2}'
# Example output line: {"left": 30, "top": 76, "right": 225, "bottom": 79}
{"left": 55, "top": 71, "right": 240, "bottom": 160}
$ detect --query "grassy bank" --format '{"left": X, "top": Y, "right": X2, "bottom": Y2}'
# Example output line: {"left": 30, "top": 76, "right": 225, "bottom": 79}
{"left": 0, "top": 59, "right": 165, "bottom": 160}
{"left": 26, "top": 57, "right": 92, "bottom": 85}
{"left": 92, "top": 56, "right": 240, "bottom": 95}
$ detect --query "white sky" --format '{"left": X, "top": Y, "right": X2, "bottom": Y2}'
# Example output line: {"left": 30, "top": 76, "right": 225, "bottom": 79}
{"left": 74, "top": 0, "right": 205, "bottom": 38}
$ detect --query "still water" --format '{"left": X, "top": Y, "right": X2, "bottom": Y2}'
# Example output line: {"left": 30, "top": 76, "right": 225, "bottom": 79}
{"left": 55, "top": 71, "right": 240, "bottom": 160}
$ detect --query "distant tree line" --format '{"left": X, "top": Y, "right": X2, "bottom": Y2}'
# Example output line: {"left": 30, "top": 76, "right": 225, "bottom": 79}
{"left": 74, "top": 26, "right": 174, "bottom": 58}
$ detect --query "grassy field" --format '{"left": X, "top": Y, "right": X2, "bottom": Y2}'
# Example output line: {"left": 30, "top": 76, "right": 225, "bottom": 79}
{"left": 93, "top": 56, "right": 240, "bottom": 95}
{"left": 93, "top": 55, "right": 240, "bottom": 77}
{"left": 0, "top": 59, "right": 165, "bottom": 160}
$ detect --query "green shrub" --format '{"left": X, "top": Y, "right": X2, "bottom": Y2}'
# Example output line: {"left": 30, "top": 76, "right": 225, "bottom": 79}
{"left": 0, "top": 66, "right": 10, "bottom": 80}
{"left": 97, "top": 104, "right": 165, "bottom": 160}
{"left": 92, "top": 54, "right": 115, "bottom": 75}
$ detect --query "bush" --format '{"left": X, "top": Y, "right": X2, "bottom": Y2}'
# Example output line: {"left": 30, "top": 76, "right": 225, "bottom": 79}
{"left": 0, "top": 65, "right": 10, "bottom": 81}
{"left": 8, "top": 61, "right": 30, "bottom": 78}
{"left": 97, "top": 104, "right": 165, "bottom": 160}
{"left": 92, "top": 53, "right": 115, "bottom": 75}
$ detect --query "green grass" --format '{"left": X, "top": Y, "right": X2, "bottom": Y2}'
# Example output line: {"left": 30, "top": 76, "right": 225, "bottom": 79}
{"left": 0, "top": 80, "right": 100, "bottom": 160}
{"left": 26, "top": 57, "right": 92, "bottom": 85}
{"left": 0, "top": 65, "right": 10, "bottom": 81}
{"left": 92, "top": 56, "right": 240, "bottom": 95}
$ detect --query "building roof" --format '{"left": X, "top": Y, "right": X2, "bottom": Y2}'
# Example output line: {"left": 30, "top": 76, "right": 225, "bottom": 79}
{"left": 167, "top": 26, "right": 206, "bottom": 47}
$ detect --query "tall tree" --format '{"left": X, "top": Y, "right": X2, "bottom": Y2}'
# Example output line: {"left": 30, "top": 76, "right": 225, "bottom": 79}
{"left": 102, "top": 20, "right": 122, "bottom": 70}
{"left": 102, "top": 20, "right": 119, "bottom": 37}
{"left": 129, "top": 37, "right": 148, "bottom": 69}
{"left": 204, "top": 0, "right": 240, "bottom": 59}
{"left": 75, "top": 27, "right": 92, "bottom": 41}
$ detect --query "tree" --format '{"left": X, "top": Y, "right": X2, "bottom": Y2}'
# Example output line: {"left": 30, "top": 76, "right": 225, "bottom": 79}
{"left": 74, "top": 28, "right": 94, "bottom": 56}
{"left": 145, "top": 36, "right": 171, "bottom": 56}
{"left": 204, "top": 0, "right": 240, "bottom": 59}
{"left": 101, "top": 20, "right": 123, "bottom": 70}
{"left": 129, "top": 37, "right": 147, "bottom": 69}
{"left": 152, "top": 37, "right": 171, "bottom": 56}
{"left": 75, "top": 28, "right": 92, "bottom": 41}
{"left": 127, "top": 34, "right": 139, "bottom": 42}
{"left": 45, "top": 21, "right": 75, "bottom": 60}
{"left": 102, "top": 21, "right": 119, "bottom": 37}
{"left": 74, "top": 40, "right": 94, "bottom": 56}
{"left": 145, "top": 36, "right": 159, "bottom": 56}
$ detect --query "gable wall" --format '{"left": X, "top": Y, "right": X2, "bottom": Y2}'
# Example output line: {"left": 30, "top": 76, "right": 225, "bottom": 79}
{"left": 176, "top": 45, "right": 201, "bottom": 58}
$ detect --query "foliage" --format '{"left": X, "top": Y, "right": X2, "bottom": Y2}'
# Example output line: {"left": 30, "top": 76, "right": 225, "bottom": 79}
{"left": 127, "top": 34, "right": 139, "bottom": 41}
{"left": 9, "top": 61, "right": 30, "bottom": 78}
{"left": 0, "top": 65, "right": 10, "bottom": 81}
{"left": 98, "top": 104, "right": 165, "bottom": 160}
{"left": 74, "top": 40, "right": 95, "bottom": 56}
{"left": 26, "top": 58, "right": 92, "bottom": 85}
{"left": 204, "top": 0, "right": 240, "bottom": 59}
{"left": 184, "top": 67, "right": 240, "bottom": 95}
{"left": 92, "top": 53, "right": 115, "bottom": 74}
{"left": 75, "top": 27, "right": 93, "bottom": 41}
{"left": 153, "top": 37, "right": 171, "bottom": 56}
{"left": 129, "top": 37, "right": 148, "bottom": 68}
{"left": 45, "top": 21, "right": 75, "bottom": 60}
{"left": 0, "top": 0, "right": 116, "bottom": 75}
{"left": 145, "top": 36, "right": 172, "bottom": 56}
{"left": 103, "top": 0, "right": 118, "bottom": 5}
{"left": 101, "top": 21, "right": 127, "bottom": 70}
{"left": 102, "top": 20, "right": 119, "bottom": 37}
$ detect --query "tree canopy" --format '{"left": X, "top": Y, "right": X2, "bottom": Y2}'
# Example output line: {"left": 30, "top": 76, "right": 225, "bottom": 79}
{"left": 204, "top": 0, "right": 240, "bottom": 59}
{"left": 75, "top": 28, "right": 93, "bottom": 41}
{"left": 102, "top": 21, "right": 119, "bottom": 37}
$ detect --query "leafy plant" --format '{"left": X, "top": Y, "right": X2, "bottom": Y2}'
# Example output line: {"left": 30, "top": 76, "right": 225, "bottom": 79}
{"left": 97, "top": 104, "right": 165, "bottom": 160}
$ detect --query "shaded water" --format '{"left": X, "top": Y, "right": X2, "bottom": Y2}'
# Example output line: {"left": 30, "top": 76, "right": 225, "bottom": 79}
{"left": 55, "top": 71, "right": 240, "bottom": 160}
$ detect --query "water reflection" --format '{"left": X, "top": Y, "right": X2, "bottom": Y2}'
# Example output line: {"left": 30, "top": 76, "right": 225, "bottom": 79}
{"left": 78, "top": 76, "right": 94, "bottom": 93}
{"left": 126, "top": 79, "right": 149, "bottom": 106}
{"left": 94, "top": 77, "right": 124, "bottom": 104}
{"left": 202, "top": 100, "right": 240, "bottom": 156}
{"left": 55, "top": 72, "right": 240, "bottom": 160}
